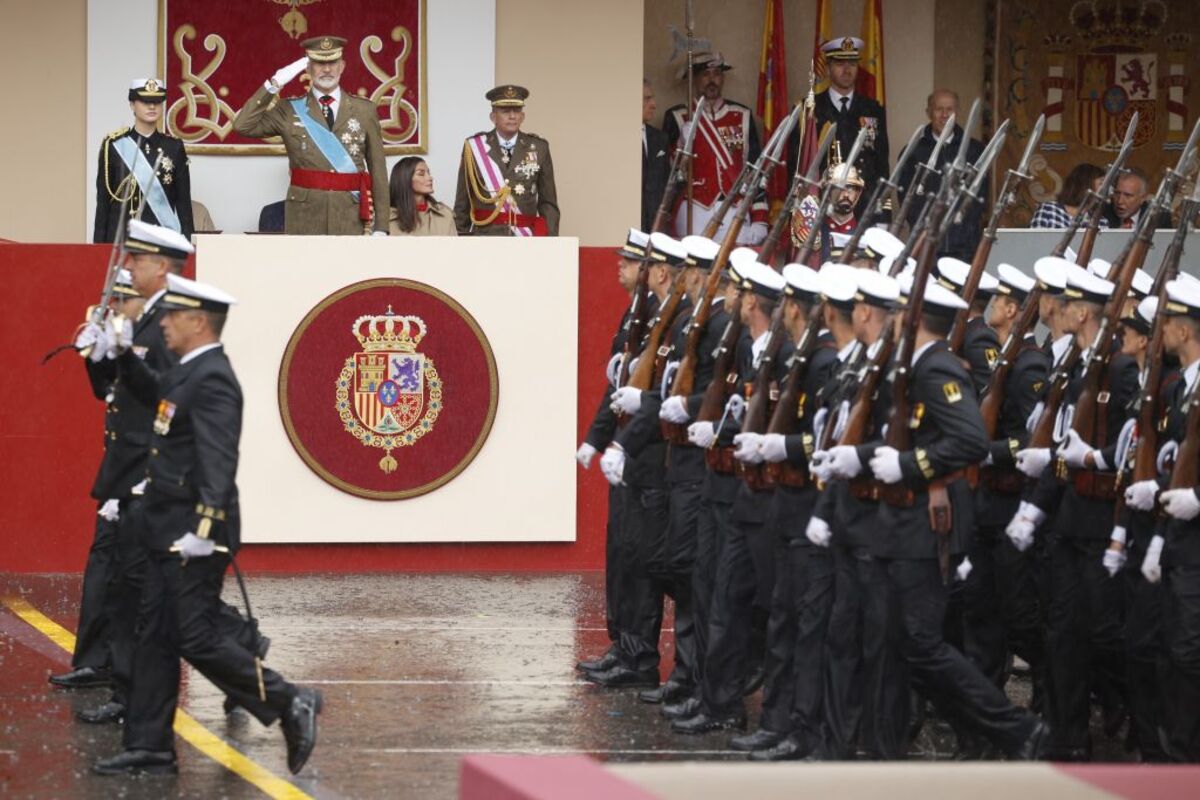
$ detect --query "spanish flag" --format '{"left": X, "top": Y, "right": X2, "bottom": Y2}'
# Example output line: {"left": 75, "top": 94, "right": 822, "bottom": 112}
{"left": 812, "top": 0, "right": 832, "bottom": 94}
{"left": 856, "top": 0, "right": 885, "bottom": 104}
{"left": 756, "top": 0, "right": 788, "bottom": 205}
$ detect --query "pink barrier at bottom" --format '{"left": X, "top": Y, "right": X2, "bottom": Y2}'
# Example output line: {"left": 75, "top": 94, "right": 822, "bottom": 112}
{"left": 459, "top": 755, "right": 656, "bottom": 800}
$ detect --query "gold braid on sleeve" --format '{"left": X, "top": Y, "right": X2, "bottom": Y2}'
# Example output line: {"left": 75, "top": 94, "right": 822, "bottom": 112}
{"left": 461, "top": 140, "right": 510, "bottom": 226}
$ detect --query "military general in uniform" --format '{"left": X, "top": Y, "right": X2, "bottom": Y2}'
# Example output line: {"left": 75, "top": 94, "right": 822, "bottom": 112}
{"left": 94, "top": 79, "right": 193, "bottom": 244}
{"left": 233, "top": 36, "right": 389, "bottom": 236}
{"left": 454, "top": 85, "right": 560, "bottom": 236}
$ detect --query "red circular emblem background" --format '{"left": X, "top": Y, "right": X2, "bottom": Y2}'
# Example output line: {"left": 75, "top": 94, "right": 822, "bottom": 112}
{"left": 279, "top": 279, "right": 499, "bottom": 500}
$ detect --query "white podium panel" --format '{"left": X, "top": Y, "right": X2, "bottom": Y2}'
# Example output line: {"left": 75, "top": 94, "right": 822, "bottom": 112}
{"left": 194, "top": 235, "right": 578, "bottom": 543}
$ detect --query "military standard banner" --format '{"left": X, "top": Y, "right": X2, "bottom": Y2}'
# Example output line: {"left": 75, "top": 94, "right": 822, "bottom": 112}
{"left": 158, "top": 0, "right": 426, "bottom": 154}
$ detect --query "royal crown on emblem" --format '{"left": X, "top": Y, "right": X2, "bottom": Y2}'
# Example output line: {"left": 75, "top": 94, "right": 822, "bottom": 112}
{"left": 352, "top": 306, "right": 427, "bottom": 353}
{"left": 1043, "top": 33, "right": 1073, "bottom": 52}
{"left": 144, "top": 79, "right": 161, "bottom": 92}
{"left": 1069, "top": 0, "right": 1165, "bottom": 51}
{"left": 1165, "top": 32, "right": 1191, "bottom": 53}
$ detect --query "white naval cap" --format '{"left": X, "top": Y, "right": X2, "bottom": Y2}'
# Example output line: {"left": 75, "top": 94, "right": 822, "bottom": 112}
{"left": 995, "top": 263, "right": 1035, "bottom": 303}
{"left": 818, "top": 263, "right": 860, "bottom": 310}
{"left": 727, "top": 247, "right": 762, "bottom": 285}
{"left": 854, "top": 269, "right": 900, "bottom": 308}
{"left": 878, "top": 254, "right": 917, "bottom": 277}
{"left": 1121, "top": 296, "right": 1157, "bottom": 335}
{"left": 1175, "top": 271, "right": 1200, "bottom": 290}
{"left": 738, "top": 260, "right": 787, "bottom": 302}
{"left": 113, "top": 268, "right": 138, "bottom": 297}
{"left": 616, "top": 228, "right": 650, "bottom": 260}
{"left": 126, "top": 219, "right": 195, "bottom": 260}
{"left": 860, "top": 227, "right": 905, "bottom": 262}
{"left": 681, "top": 235, "right": 721, "bottom": 270}
{"left": 829, "top": 231, "right": 853, "bottom": 253}
{"left": 935, "top": 257, "right": 1000, "bottom": 298}
{"left": 648, "top": 232, "right": 688, "bottom": 266}
{"left": 128, "top": 78, "right": 166, "bottom": 102}
{"left": 822, "top": 36, "right": 865, "bottom": 60}
{"left": 1033, "top": 255, "right": 1074, "bottom": 295}
{"left": 160, "top": 273, "right": 237, "bottom": 313}
{"left": 782, "top": 263, "right": 822, "bottom": 301}
{"left": 1163, "top": 279, "right": 1200, "bottom": 319}
{"left": 899, "top": 277, "right": 970, "bottom": 317}
{"left": 1088, "top": 258, "right": 1152, "bottom": 297}
{"left": 1063, "top": 264, "right": 1115, "bottom": 305}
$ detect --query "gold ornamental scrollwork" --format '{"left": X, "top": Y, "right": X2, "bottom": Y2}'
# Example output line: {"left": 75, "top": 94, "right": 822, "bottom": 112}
{"left": 166, "top": 25, "right": 242, "bottom": 144}
{"left": 360, "top": 27, "right": 419, "bottom": 145}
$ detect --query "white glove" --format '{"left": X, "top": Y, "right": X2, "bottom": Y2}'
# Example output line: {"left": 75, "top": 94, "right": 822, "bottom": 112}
{"left": 599, "top": 447, "right": 626, "bottom": 486}
{"left": 733, "top": 433, "right": 764, "bottom": 464}
{"left": 105, "top": 315, "right": 132, "bottom": 357}
{"left": 739, "top": 221, "right": 769, "bottom": 246}
{"left": 1015, "top": 447, "right": 1051, "bottom": 479}
{"left": 1141, "top": 535, "right": 1164, "bottom": 584}
{"left": 687, "top": 421, "right": 716, "bottom": 449}
{"left": 610, "top": 386, "right": 642, "bottom": 415}
{"left": 1005, "top": 501, "right": 1046, "bottom": 553}
{"left": 75, "top": 322, "right": 109, "bottom": 363}
{"left": 955, "top": 557, "right": 973, "bottom": 582}
{"left": 869, "top": 446, "right": 903, "bottom": 484}
{"left": 1102, "top": 547, "right": 1126, "bottom": 577}
{"left": 805, "top": 516, "right": 832, "bottom": 547}
{"left": 97, "top": 499, "right": 120, "bottom": 522}
{"left": 810, "top": 450, "right": 835, "bottom": 483}
{"left": 1125, "top": 479, "right": 1159, "bottom": 512}
{"left": 1162, "top": 488, "right": 1200, "bottom": 521}
{"left": 1057, "top": 429, "right": 1098, "bottom": 469}
{"left": 174, "top": 532, "right": 216, "bottom": 559}
{"left": 825, "top": 445, "right": 863, "bottom": 479}
{"left": 269, "top": 56, "right": 309, "bottom": 91}
{"left": 659, "top": 395, "right": 691, "bottom": 424}
{"left": 575, "top": 442, "right": 597, "bottom": 469}
{"left": 759, "top": 433, "right": 788, "bottom": 463}
{"left": 371, "top": 230, "right": 388, "bottom": 237}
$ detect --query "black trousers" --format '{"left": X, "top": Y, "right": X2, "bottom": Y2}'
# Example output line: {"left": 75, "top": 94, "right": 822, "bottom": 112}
{"left": 1045, "top": 536, "right": 1126, "bottom": 755}
{"left": 821, "top": 544, "right": 905, "bottom": 758}
{"left": 662, "top": 479, "right": 704, "bottom": 685}
{"left": 72, "top": 510, "right": 119, "bottom": 669}
{"left": 1123, "top": 563, "right": 1166, "bottom": 760}
{"left": 615, "top": 484, "right": 669, "bottom": 672}
{"left": 603, "top": 484, "right": 627, "bottom": 646}
{"left": 963, "top": 524, "right": 1046, "bottom": 699}
{"left": 884, "top": 557, "right": 1035, "bottom": 754}
{"left": 104, "top": 498, "right": 151, "bottom": 707}
{"left": 1162, "top": 564, "right": 1200, "bottom": 761}
{"left": 124, "top": 553, "right": 295, "bottom": 752}
{"left": 687, "top": 492, "right": 730, "bottom": 695}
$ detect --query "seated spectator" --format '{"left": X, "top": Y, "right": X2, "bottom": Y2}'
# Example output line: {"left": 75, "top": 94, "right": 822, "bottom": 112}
{"left": 1103, "top": 166, "right": 1173, "bottom": 229}
{"left": 1029, "top": 162, "right": 1107, "bottom": 228}
{"left": 389, "top": 157, "right": 456, "bottom": 236}
{"left": 258, "top": 200, "right": 285, "bottom": 233}
{"left": 192, "top": 200, "right": 217, "bottom": 233}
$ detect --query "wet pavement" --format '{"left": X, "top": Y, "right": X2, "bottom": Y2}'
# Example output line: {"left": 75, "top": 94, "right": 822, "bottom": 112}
{"left": 0, "top": 571, "right": 1130, "bottom": 799}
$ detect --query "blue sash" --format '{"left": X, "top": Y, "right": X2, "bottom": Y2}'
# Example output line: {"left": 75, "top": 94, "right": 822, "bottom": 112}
{"left": 289, "top": 98, "right": 358, "bottom": 174}
{"left": 111, "top": 137, "right": 181, "bottom": 232}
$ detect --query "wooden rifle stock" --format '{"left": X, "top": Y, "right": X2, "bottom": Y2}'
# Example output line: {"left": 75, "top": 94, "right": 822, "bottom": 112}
{"left": 839, "top": 329, "right": 895, "bottom": 447}
{"left": 694, "top": 293, "right": 746, "bottom": 424}
{"left": 1170, "top": 383, "right": 1200, "bottom": 491}
{"left": 736, "top": 302, "right": 790, "bottom": 486}
{"left": 980, "top": 284, "right": 1044, "bottom": 438}
{"left": 947, "top": 234, "right": 995, "bottom": 354}
{"left": 616, "top": 262, "right": 653, "bottom": 389}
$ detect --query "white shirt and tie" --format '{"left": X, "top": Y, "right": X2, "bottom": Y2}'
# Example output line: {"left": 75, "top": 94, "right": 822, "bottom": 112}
{"left": 829, "top": 87, "right": 855, "bottom": 115}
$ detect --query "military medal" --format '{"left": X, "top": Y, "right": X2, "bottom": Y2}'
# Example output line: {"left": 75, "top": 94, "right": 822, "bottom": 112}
{"left": 154, "top": 399, "right": 177, "bottom": 435}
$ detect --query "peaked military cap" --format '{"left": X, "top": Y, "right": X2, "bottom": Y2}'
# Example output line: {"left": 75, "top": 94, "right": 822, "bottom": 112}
{"left": 129, "top": 78, "right": 166, "bottom": 103}
{"left": 782, "top": 263, "right": 822, "bottom": 302}
{"left": 995, "top": 263, "right": 1035, "bottom": 303}
{"left": 822, "top": 36, "right": 864, "bottom": 61}
{"left": 125, "top": 219, "right": 195, "bottom": 261}
{"left": 648, "top": 232, "right": 688, "bottom": 267}
{"left": 300, "top": 35, "right": 346, "bottom": 63}
{"left": 617, "top": 228, "right": 650, "bottom": 260}
{"left": 160, "top": 274, "right": 238, "bottom": 314}
{"left": 487, "top": 85, "right": 529, "bottom": 108}
{"left": 682, "top": 235, "right": 720, "bottom": 270}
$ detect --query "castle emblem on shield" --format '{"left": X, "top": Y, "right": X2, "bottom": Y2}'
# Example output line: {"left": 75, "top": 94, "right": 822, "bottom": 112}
{"left": 335, "top": 306, "right": 443, "bottom": 473}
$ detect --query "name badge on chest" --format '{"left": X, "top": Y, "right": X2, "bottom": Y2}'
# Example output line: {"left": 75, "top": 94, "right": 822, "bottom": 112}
{"left": 154, "top": 399, "right": 177, "bottom": 436}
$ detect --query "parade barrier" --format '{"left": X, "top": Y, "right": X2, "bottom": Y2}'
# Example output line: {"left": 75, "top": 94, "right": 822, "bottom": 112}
{"left": 0, "top": 240, "right": 627, "bottom": 572}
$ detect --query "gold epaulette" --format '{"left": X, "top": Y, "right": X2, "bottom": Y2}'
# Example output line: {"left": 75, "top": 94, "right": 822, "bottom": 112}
{"left": 522, "top": 131, "right": 546, "bottom": 142}
{"left": 106, "top": 126, "right": 130, "bottom": 141}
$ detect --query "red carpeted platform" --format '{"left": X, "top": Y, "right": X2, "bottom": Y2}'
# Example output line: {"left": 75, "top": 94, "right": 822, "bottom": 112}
{"left": 0, "top": 243, "right": 625, "bottom": 573}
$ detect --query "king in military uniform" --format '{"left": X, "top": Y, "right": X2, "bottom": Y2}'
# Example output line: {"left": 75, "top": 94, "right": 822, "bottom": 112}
{"left": 233, "top": 35, "right": 389, "bottom": 236}
{"left": 94, "top": 79, "right": 193, "bottom": 244}
{"left": 454, "top": 85, "right": 560, "bottom": 236}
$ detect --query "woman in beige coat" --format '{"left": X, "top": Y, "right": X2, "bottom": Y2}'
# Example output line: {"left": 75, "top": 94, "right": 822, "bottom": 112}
{"left": 388, "top": 157, "right": 457, "bottom": 236}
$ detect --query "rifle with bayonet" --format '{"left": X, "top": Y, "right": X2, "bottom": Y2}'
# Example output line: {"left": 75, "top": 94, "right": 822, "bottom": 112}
{"left": 891, "top": 103, "right": 967, "bottom": 240}
{"left": 657, "top": 107, "right": 799, "bottom": 442}
{"left": 1060, "top": 122, "right": 1198, "bottom": 471}
{"left": 736, "top": 127, "right": 852, "bottom": 487}
{"left": 837, "top": 123, "right": 925, "bottom": 265}
{"left": 946, "top": 116, "right": 1041, "bottom": 353}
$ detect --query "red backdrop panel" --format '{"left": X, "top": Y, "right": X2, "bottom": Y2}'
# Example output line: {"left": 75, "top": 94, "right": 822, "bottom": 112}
{"left": 0, "top": 244, "right": 625, "bottom": 573}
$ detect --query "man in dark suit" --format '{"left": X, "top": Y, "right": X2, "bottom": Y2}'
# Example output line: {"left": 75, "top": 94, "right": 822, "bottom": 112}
{"left": 642, "top": 80, "right": 670, "bottom": 232}
{"left": 95, "top": 274, "right": 323, "bottom": 777}
{"left": 1103, "top": 167, "right": 1174, "bottom": 229}
{"left": 789, "top": 37, "right": 889, "bottom": 206}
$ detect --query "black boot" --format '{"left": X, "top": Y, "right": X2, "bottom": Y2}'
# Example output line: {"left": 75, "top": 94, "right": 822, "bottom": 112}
{"left": 281, "top": 687, "right": 323, "bottom": 774}
{"left": 93, "top": 750, "right": 177, "bottom": 776}
{"left": 76, "top": 701, "right": 125, "bottom": 724}
{"left": 49, "top": 666, "right": 111, "bottom": 689}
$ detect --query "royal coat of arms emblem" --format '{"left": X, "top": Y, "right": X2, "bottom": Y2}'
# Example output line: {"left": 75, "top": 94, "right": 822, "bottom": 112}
{"left": 336, "top": 306, "right": 443, "bottom": 473}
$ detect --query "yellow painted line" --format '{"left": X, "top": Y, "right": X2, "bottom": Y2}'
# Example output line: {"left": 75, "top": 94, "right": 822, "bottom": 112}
{"left": 3, "top": 596, "right": 312, "bottom": 800}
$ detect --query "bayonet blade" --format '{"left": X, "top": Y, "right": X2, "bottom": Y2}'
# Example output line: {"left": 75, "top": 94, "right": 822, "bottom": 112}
{"left": 1015, "top": 114, "right": 1046, "bottom": 177}
{"left": 890, "top": 124, "right": 925, "bottom": 185}
{"left": 925, "top": 113, "right": 956, "bottom": 171}
{"left": 1096, "top": 112, "right": 1139, "bottom": 200}
{"left": 803, "top": 124, "right": 837, "bottom": 186}
{"left": 838, "top": 125, "right": 870, "bottom": 188}
{"left": 1171, "top": 116, "right": 1200, "bottom": 179}
{"left": 953, "top": 99, "right": 982, "bottom": 172}
{"left": 967, "top": 121, "right": 1009, "bottom": 197}
{"left": 679, "top": 97, "right": 705, "bottom": 157}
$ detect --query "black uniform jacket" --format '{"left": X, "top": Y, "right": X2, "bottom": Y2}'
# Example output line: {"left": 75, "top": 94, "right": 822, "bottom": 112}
{"left": 1158, "top": 369, "right": 1200, "bottom": 567}
{"left": 871, "top": 340, "right": 989, "bottom": 560}
{"left": 1029, "top": 351, "right": 1139, "bottom": 543}
{"left": 666, "top": 298, "right": 727, "bottom": 486}
{"left": 94, "top": 129, "right": 193, "bottom": 243}
{"left": 143, "top": 346, "right": 242, "bottom": 553}
{"left": 642, "top": 123, "right": 671, "bottom": 232}
{"left": 961, "top": 316, "right": 1001, "bottom": 396}
{"left": 975, "top": 336, "right": 1049, "bottom": 528}
{"left": 87, "top": 303, "right": 179, "bottom": 500}
{"left": 790, "top": 91, "right": 889, "bottom": 199}
{"left": 583, "top": 292, "right": 660, "bottom": 452}
{"left": 895, "top": 123, "right": 984, "bottom": 261}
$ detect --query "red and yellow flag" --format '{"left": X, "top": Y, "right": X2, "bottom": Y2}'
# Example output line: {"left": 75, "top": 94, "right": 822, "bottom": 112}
{"left": 812, "top": 0, "right": 832, "bottom": 94}
{"left": 756, "top": 0, "right": 789, "bottom": 206}
{"left": 856, "top": 0, "right": 885, "bottom": 104}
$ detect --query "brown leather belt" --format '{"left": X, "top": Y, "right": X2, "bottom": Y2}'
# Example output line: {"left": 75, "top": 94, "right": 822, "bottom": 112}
{"left": 850, "top": 468, "right": 969, "bottom": 508}
{"left": 1072, "top": 470, "right": 1120, "bottom": 501}
{"left": 761, "top": 462, "right": 808, "bottom": 489}
{"left": 981, "top": 466, "right": 1025, "bottom": 494}
{"left": 705, "top": 446, "right": 737, "bottom": 474}
{"left": 661, "top": 421, "right": 689, "bottom": 445}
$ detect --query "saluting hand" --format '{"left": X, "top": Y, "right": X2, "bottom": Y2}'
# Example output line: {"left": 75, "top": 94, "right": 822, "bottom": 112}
{"left": 270, "top": 57, "right": 309, "bottom": 89}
